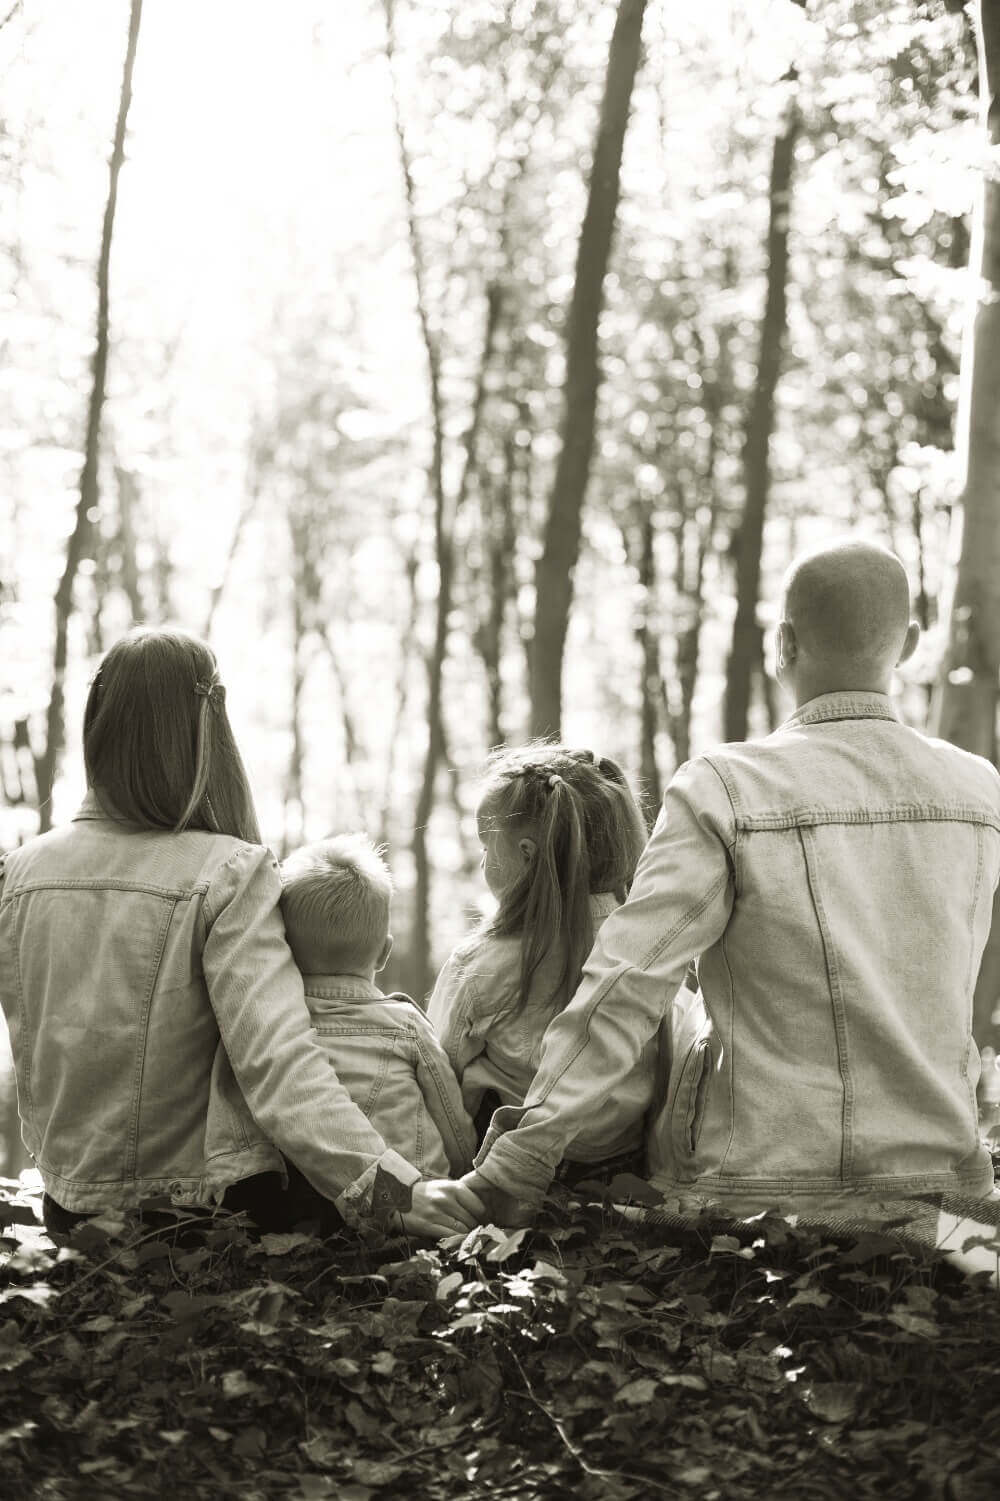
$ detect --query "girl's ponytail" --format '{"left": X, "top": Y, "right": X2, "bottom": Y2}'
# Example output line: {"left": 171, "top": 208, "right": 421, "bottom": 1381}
{"left": 520, "top": 774, "right": 593, "bottom": 1013}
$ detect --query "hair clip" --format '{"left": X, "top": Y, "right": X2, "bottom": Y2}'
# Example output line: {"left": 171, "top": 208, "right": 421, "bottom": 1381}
{"left": 193, "top": 680, "right": 217, "bottom": 698}
{"left": 547, "top": 773, "right": 563, "bottom": 790}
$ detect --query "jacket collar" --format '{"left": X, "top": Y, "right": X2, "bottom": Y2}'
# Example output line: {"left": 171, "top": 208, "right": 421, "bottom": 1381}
{"left": 72, "top": 787, "right": 117, "bottom": 823}
{"left": 781, "top": 690, "right": 900, "bottom": 730}
{"left": 301, "top": 975, "right": 385, "bottom": 1003}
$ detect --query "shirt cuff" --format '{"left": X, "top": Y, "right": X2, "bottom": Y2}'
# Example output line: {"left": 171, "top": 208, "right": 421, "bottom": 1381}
{"left": 335, "top": 1150, "right": 423, "bottom": 1226}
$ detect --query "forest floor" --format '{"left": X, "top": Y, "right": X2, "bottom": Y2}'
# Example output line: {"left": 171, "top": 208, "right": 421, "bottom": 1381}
{"left": 1, "top": 1172, "right": 998, "bottom": 1501}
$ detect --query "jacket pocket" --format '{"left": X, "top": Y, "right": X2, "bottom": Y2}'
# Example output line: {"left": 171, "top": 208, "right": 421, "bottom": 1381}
{"left": 671, "top": 1028, "right": 714, "bottom": 1166}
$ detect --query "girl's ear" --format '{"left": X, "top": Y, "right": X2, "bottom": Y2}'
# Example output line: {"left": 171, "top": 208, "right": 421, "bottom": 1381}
{"left": 517, "top": 836, "right": 537, "bottom": 869}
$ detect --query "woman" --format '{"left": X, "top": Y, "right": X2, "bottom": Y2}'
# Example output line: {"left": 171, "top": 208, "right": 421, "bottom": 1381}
{"left": 0, "top": 627, "right": 482, "bottom": 1239}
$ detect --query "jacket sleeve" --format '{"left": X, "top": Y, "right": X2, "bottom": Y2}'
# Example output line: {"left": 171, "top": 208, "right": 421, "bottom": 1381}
{"left": 202, "top": 844, "right": 421, "bottom": 1222}
{"left": 473, "top": 757, "right": 737, "bottom": 1202}
{"left": 426, "top": 949, "right": 489, "bottom": 1082}
{"left": 409, "top": 1010, "right": 477, "bottom": 1175}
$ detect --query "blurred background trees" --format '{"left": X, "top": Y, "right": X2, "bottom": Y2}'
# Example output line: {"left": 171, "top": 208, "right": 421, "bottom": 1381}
{"left": 1, "top": 0, "right": 997, "bottom": 1167}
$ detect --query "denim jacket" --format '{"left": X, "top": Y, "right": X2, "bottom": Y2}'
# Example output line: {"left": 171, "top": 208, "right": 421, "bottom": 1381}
{"left": 476, "top": 694, "right": 1000, "bottom": 1208}
{"left": 0, "top": 792, "right": 422, "bottom": 1220}
{"left": 302, "top": 976, "right": 475, "bottom": 1177}
{"left": 428, "top": 894, "right": 659, "bottom": 1162}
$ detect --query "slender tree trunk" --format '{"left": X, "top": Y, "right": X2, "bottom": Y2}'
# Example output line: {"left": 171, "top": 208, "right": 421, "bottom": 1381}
{"left": 633, "top": 510, "right": 662, "bottom": 824}
{"left": 529, "top": 0, "right": 648, "bottom": 738}
{"left": 115, "top": 465, "right": 145, "bottom": 622}
{"left": 478, "top": 435, "right": 518, "bottom": 749}
{"left": 932, "top": 0, "right": 1000, "bottom": 1050}
{"left": 284, "top": 584, "right": 307, "bottom": 858}
{"left": 932, "top": 0, "right": 1000, "bottom": 761}
{"left": 724, "top": 77, "right": 799, "bottom": 743}
{"left": 34, "top": 0, "right": 142, "bottom": 831}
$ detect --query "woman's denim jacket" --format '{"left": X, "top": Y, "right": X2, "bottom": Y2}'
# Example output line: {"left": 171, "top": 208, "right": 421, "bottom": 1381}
{"left": 476, "top": 694, "right": 1000, "bottom": 1208}
{"left": 0, "top": 792, "right": 422, "bottom": 1220}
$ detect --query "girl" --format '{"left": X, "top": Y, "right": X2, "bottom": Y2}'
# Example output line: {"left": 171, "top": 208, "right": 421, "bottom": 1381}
{"left": 0, "top": 627, "right": 481, "bottom": 1240}
{"left": 428, "top": 743, "right": 655, "bottom": 1182}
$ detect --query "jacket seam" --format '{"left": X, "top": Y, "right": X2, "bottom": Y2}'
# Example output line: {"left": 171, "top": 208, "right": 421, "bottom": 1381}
{"left": 5, "top": 879, "right": 206, "bottom": 900}
{"left": 798, "top": 825, "right": 854, "bottom": 1179}
{"left": 735, "top": 807, "right": 1000, "bottom": 831}
{"left": 125, "top": 898, "right": 176, "bottom": 1178}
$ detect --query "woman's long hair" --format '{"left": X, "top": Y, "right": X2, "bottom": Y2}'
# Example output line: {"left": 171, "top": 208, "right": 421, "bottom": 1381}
{"left": 83, "top": 627, "right": 261, "bottom": 844}
{"left": 480, "top": 744, "right": 648, "bottom": 1018}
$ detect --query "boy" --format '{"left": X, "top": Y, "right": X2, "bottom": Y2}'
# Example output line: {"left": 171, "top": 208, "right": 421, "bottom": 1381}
{"left": 279, "top": 835, "right": 475, "bottom": 1206}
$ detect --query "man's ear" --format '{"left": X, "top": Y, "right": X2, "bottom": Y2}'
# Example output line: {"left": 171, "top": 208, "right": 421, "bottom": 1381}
{"left": 776, "top": 620, "right": 797, "bottom": 670}
{"left": 517, "top": 837, "right": 537, "bottom": 869}
{"left": 897, "top": 620, "right": 920, "bottom": 667}
{"left": 376, "top": 933, "right": 393, "bottom": 973}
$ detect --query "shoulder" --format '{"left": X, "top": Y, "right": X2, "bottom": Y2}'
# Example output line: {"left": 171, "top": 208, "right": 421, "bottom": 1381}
{"left": 909, "top": 728, "right": 1000, "bottom": 805}
{"left": 201, "top": 840, "right": 282, "bottom": 919}
{"left": 446, "top": 929, "right": 520, "bottom": 982}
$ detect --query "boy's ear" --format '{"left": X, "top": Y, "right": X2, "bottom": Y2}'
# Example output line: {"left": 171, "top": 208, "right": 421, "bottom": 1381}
{"left": 376, "top": 934, "right": 393, "bottom": 972}
{"left": 517, "top": 837, "right": 537, "bottom": 869}
{"left": 897, "top": 620, "right": 920, "bottom": 667}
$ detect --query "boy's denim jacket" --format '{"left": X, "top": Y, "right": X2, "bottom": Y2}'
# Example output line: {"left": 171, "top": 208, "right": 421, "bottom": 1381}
{"left": 302, "top": 977, "right": 475, "bottom": 1178}
{"left": 428, "top": 894, "right": 659, "bottom": 1162}
{"left": 477, "top": 694, "right": 1000, "bottom": 1208}
{"left": 0, "top": 792, "right": 422, "bottom": 1221}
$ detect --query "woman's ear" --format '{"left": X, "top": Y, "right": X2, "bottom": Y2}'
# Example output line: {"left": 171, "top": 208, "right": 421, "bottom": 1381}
{"left": 517, "top": 837, "right": 537, "bottom": 869}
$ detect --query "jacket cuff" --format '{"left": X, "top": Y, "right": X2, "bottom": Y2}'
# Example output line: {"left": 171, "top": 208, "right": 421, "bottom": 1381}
{"left": 335, "top": 1150, "right": 422, "bottom": 1226}
{"left": 473, "top": 1133, "right": 559, "bottom": 1202}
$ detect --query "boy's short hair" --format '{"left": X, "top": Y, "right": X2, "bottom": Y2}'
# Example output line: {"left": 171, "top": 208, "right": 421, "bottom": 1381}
{"left": 279, "top": 834, "right": 392, "bottom": 975}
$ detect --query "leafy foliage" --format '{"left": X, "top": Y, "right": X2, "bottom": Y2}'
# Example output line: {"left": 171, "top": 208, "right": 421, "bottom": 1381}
{"left": 2, "top": 1176, "right": 999, "bottom": 1499}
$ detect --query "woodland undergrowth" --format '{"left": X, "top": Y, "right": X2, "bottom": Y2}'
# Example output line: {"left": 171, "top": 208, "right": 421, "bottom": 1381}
{"left": 1, "top": 1170, "right": 999, "bottom": 1501}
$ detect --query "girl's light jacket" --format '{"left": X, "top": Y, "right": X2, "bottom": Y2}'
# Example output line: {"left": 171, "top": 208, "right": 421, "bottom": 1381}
{"left": 0, "top": 792, "right": 422, "bottom": 1221}
{"left": 428, "top": 893, "right": 661, "bottom": 1163}
{"left": 475, "top": 694, "right": 1000, "bottom": 1210}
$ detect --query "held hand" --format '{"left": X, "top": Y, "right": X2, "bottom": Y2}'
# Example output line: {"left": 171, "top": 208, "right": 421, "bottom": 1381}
{"left": 458, "top": 1170, "right": 538, "bottom": 1230}
{"left": 399, "top": 1178, "right": 487, "bottom": 1239}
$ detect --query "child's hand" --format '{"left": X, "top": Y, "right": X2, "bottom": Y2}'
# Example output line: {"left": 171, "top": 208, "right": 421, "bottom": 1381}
{"left": 458, "top": 1170, "right": 537, "bottom": 1229}
{"left": 400, "top": 1179, "right": 486, "bottom": 1239}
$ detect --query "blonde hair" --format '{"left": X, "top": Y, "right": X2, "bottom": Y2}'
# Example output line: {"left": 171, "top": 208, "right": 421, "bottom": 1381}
{"left": 83, "top": 626, "right": 260, "bottom": 843}
{"left": 478, "top": 744, "right": 647, "bottom": 1017}
{"left": 280, "top": 834, "right": 392, "bottom": 975}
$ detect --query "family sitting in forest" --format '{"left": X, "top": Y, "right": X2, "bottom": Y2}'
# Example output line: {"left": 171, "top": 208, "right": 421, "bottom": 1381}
{"left": 1, "top": 536, "right": 999, "bottom": 1244}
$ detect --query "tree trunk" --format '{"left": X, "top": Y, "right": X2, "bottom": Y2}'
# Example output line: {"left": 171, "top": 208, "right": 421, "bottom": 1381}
{"left": 529, "top": 0, "right": 648, "bottom": 739}
{"left": 478, "top": 434, "right": 518, "bottom": 749}
{"left": 634, "top": 510, "right": 662, "bottom": 825}
{"left": 931, "top": 0, "right": 1000, "bottom": 1050}
{"left": 34, "top": 0, "right": 143, "bottom": 831}
{"left": 724, "top": 78, "right": 799, "bottom": 743}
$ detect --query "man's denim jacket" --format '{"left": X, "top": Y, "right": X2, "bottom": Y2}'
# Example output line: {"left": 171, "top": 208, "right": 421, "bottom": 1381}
{"left": 428, "top": 893, "right": 657, "bottom": 1162}
{"left": 476, "top": 694, "right": 1000, "bottom": 1207}
{"left": 0, "top": 792, "right": 422, "bottom": 1221}
{"left": 303, "top": 976, "right": 475, "bottom": 1178}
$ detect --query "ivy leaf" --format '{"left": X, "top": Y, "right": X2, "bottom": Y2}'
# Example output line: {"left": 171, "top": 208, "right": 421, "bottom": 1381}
{"left": 802, "top": 1383, "right": 861, "bottom": 1424}
{"left": 221, "top": 1370, "right": 264, "bottom": 1398}
{"left": 351, "top": 1459, "right": 406, "bottom": 1486}
{"left": 886, "top": 1309, "right": 940, "bottom": 1338}
{"left": 484, "top": 1228, "right": 529, "bottom": 1263}
{"left": 614, "top": 1377, "right": 660, "bottom": 1405}
{"left": 256, "top": 1232, "right": 317, "bottom": 1257}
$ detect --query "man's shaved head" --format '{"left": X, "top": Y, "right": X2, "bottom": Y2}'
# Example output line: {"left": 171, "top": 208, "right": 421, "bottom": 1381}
{"left": 782, "top": 539, "right": 911, "bottom": 667}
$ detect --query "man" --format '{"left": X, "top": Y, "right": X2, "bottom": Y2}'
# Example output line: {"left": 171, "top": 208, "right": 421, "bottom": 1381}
{"left": 466, "top": 539, "right": 1000, "bottom": 1216}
